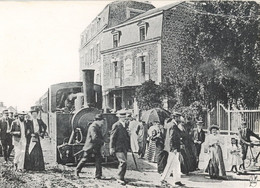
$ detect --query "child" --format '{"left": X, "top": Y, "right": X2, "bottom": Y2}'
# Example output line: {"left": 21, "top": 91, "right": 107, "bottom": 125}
{"left": 230, "top": 138, "right": 242, "bottom": 172}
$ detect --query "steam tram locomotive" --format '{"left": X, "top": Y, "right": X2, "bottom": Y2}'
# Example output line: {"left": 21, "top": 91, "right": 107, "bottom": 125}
{"left": 35, "top": 70, "right": 118, "bottom": 165}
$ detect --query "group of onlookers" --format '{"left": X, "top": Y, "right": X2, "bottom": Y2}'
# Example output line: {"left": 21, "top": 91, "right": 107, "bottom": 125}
{"left": 111, "top": 110, "right": 260, "bottom": 186}
{"left": 0, "top": 109, "right": 47, "bottom": 172}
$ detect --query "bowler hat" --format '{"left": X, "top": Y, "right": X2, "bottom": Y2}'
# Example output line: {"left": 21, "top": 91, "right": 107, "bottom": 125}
{"left": 30, "top": 106, "right": 40, "bottom": 113}
{"left": 95, "top": 114, "right": 104, "bottom": 120}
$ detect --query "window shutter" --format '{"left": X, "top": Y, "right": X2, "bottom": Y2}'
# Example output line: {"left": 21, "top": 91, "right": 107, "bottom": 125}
{"left": 144, "top": 55, "right": 150, "bottom": 80}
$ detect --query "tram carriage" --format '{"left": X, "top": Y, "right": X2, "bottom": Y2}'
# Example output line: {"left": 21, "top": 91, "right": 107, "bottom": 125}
{"left": 35, "top": 69, "right": 118, "bottom": 165}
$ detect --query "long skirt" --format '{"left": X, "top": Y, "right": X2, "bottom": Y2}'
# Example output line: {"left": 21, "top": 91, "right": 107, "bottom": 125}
{"left": 146, "top": 140, "right": 157, "bottom": 162}
{"left": 27, "top": 136, "right": 45, "bottom": 171}
{"left": 157, "top": 150, "right": 168, "bottom": 173}
{"left": 205, "top": 145, "right": 226, "bottom": 178}
{"left": 185, "top": 143, "right": 197, "bottom": 172}
{"left": 179, "top": 146, "right": 190, "bottom": 174}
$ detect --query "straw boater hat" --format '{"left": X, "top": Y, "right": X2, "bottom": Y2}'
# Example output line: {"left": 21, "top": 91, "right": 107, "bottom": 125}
{"left": 18, "top": 111, "right": 27, "bottom": 115}
{"left": 196, "top": 120, "right": 203, "bottom": 125}
{"left": 116, "top": 110, "right": 127, "bottom": 118}
{"left": 209, "top": 124, "right": 220, "bottom": 131}
{"left": 241, "top": 121, "right": 247, "bottom": 125}
{"left": 172, "top": 112, "right": 182, "bottom": 117}
{"left": 179, "top": 116, "right": 185, "bottom": 123}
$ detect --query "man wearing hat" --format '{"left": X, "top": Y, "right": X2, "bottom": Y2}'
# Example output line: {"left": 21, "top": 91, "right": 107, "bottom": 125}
{"left": 75, "top": 114, "right": 105, "bottom": 179}
{"left": 160, "top": 117, "right": 185, "bottom": 187}
{"left": 0, "top": 110, "right": 14, "bottom": 163}
{"left": 9, "top": 111, "right": 14, "bottom": 121}
{"left": 110, "top": 110, "right": 130, "bottom": 185}
{"left": 192, "top": 120, "right": 205, "bottom": 170}
{"left": 10, "top": 111, "right": 30, "bottom": 171}
{"left": 238, "top": 120, "right": 260, "bottom": 170}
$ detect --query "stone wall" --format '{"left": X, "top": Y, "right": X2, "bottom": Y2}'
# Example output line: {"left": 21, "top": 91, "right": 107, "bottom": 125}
{"left": 161, "top": 2, "right": 197, "bottom": 83}
{"left": 102, "top": 42, "right": 159, "bottom": 91}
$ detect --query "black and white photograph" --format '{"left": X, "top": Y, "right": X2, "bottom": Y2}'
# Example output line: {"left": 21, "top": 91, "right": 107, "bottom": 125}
{"left": 0, "top": 0, "right": 259, "bottom": 187}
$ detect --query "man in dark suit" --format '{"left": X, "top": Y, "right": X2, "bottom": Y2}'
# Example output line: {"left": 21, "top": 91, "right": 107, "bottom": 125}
{"left": 75, "top": 114, "right": 105, "bottom": 179}
{"left": 161, "top": 118, "right": 184, "bottom": 187}
{"left": 110, "top": 110, "right": 130, "bottom": 185}
{"left": 193, "top": 120, "right": 205, "bottom": 170}
{"left": 239, "top": 121, "right": 260, "bottom": 170}
{"left": 0, "top": 110, "right": 14, "bottom": 163}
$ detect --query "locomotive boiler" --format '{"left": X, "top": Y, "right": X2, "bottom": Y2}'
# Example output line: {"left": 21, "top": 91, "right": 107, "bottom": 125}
{"left": 35, "top": 69, "right": 118, "bottom": 165}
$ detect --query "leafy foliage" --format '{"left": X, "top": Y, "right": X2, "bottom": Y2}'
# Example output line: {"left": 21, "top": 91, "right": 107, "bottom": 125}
{"left": 166, "top": 1, "right": 260, "bottom": 110}
{"left": 135, "top": 80, "right": 163, "bottom": 111}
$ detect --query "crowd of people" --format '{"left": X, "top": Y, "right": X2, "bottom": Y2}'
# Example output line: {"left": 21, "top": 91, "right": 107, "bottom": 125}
{"left": 0, "top": 107, "right": 259, "bottom": 187}
{"left": 0, "top": 109, "right": 47, "bottom": 172}
{"left": 74, "top": 109, "right": 260, "bottom": 186}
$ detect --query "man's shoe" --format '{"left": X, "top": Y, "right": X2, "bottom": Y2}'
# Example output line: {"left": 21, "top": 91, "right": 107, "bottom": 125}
{"left": 95, "top": 176, "right": 107, "bottom": 180}
{"left": 175, "top": 181, "right": 185, "bottom": 186}
{"left": 74, "top": 171, "right": 79, "bottom": 177}
{"left": 161, "top": 180, "right": 167, "bottom": 186}
{"left": 117, "top": 179, "right": 126, "bottom": 185}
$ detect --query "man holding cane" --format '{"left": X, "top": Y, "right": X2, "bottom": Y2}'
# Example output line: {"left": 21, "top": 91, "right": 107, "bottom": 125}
{"left": 110, "top": 110, "right": 130, "bottom": 185}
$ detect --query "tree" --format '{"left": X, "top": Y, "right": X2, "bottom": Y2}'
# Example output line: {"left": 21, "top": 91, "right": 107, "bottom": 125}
{"left": 165, "top": 1, "right": 260, "bottom": 110}
{"left": 135, "top": 80, "right": 163, "bottom": 111}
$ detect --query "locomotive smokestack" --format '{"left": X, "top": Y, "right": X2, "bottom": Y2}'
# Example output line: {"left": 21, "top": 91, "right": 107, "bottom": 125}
{"left": 82, "top": 69, "right": 95, "bottom": 108}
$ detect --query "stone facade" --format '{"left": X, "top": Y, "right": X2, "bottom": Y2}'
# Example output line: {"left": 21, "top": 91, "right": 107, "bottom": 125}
{"left": 79, "top": 1, "right": 155, "bottom": 82}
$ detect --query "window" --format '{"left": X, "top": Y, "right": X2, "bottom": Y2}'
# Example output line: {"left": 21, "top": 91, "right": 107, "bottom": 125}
{"left": 96, "top": 43, "right": 100, "bottom": 60}
{"left": 84, "top": 53, "right": 88, "bottom": 66}
{"left": 90, "top": 48, "right": 94, "bottom": 64}
{"left": 114, "top": 61, "right": 119, "bottom": 78}
{"left": 140, "top": 56, "right": 145, "bottom": 75}
{"left": 113, "top": 34, "right": 119, "bottom": 48}
{"left": 140, "top": 27, "right": 146, "bottom": 41}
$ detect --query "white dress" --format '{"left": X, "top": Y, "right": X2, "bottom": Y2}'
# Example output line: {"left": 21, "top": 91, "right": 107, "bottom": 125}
{"left": 129, "top": 120, "right": 139, "bottom": 153}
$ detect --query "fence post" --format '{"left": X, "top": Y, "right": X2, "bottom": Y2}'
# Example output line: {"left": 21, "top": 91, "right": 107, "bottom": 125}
{"left": 227, "top": 102, "right": 231, "bottom": 135}
{"left": 217, "top": 101, "right": 220, "bottom": 127}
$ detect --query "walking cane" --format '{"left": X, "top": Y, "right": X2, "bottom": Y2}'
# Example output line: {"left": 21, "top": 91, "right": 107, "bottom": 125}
{"left": 131, "top": 149, "right": 139, "bottom": 171}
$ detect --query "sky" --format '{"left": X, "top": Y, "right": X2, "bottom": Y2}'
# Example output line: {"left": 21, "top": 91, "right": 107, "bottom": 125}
{"left": 0, "top": 0, "right": 176, "bottom": 111}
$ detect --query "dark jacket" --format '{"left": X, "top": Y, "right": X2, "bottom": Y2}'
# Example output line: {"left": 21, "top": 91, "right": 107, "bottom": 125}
{"left": 0, "top": 117, "right": 14, "bottom": 140}
{"left": 29, "top": 119, "right": 47, "bottom": 135}
{"left": 83, "top": 121, "right": 104, "bottom": 153}
{"left": 110, "top": 121, "right": 130, "bottom": 153}
{"left": 170, "top": 124, "right": 181, "bottom": 152}
{"left": 10, "top": 120, "right": 30, "bottom": 138}
{"left": 193, "top": 128, "right": 205, "bottom": 144}
{"left": 151, "top": 124, "right": 165, "bottom": 150}
{"left": 239, "top": 128, "right": 260, "bottom": 143}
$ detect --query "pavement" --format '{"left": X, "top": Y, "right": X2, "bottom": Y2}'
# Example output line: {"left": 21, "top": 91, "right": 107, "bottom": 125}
{"left": 0, "top": 138, "right": 259, "bottom": 188}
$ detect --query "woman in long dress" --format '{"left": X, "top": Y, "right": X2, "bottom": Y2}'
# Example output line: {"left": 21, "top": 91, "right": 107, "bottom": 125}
{"left": 178, "top": 118, "right": 196, "bottom": 174}
{"left": 129, "top": 118, "right": 140, "bottom": 153}
{"left": 27, "top": 109, "right": 47, "bottom": 171}
{"left": 146, "top": 122, "right": 158, "bottom": 162}
{"left": 205, "top": 125, "right": 226, "bottom": 179}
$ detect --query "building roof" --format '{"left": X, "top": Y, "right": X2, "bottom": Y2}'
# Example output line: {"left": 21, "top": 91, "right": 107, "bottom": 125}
{"left": 105, "top": 1, "right": 183, "bottom": 31}
{"left": 124, "top": 1, "right": 183, "bottom": 23}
